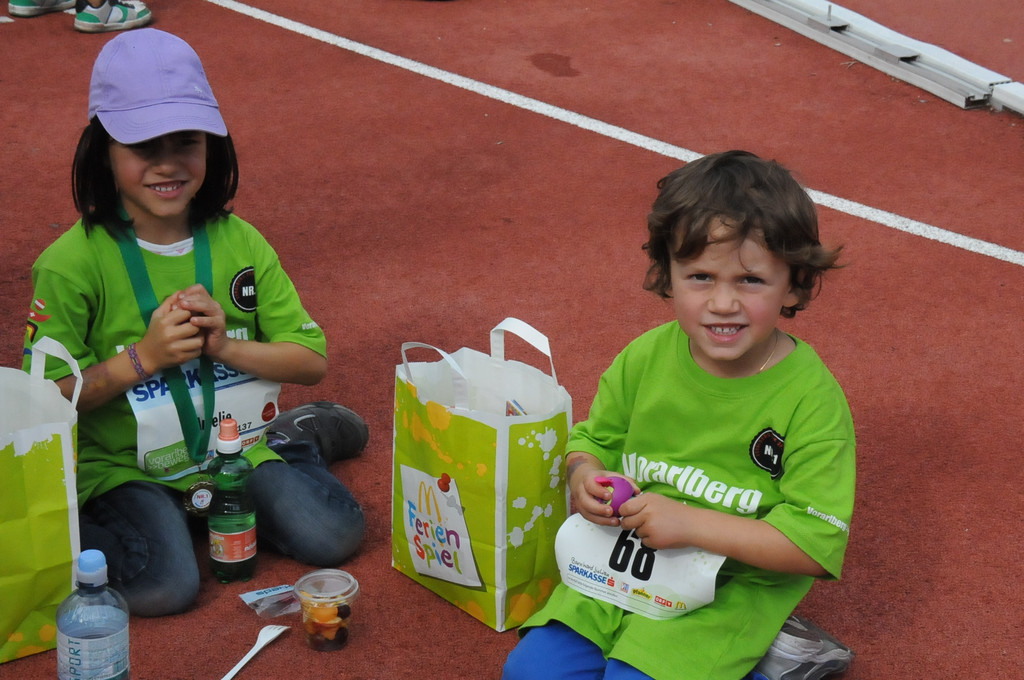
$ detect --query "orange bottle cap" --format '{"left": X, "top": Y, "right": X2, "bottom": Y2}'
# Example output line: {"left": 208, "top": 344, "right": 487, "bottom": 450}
{"left": 219, "top": 418, "right": 239, "bottom": 440}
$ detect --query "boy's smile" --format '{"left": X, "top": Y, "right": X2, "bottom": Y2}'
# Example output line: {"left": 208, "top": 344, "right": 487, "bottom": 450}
{"left": 669, "top": 225, "right": 798, "bottom": 378}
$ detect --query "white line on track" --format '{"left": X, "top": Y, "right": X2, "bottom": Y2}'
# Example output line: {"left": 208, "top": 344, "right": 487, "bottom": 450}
{"left": 205, "top": 0, "right": 1024, "bottom": 268}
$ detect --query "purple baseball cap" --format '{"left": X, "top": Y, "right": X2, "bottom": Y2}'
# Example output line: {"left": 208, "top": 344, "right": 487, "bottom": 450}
{"left": 88, "top": 28, "right": 227, "bottom": 144}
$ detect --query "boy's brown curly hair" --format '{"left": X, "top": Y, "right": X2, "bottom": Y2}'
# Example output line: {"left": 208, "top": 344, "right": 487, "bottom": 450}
{"left": 643, "top": 150, "right": 842, "bottom": 318}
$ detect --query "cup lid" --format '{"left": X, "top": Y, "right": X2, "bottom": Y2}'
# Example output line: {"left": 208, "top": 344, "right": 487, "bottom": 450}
{"left": 294, "top": 569, "right": 359, "bottom": 602}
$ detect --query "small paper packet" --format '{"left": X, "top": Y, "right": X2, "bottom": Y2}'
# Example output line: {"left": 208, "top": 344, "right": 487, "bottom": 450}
{"left": 240, "top": 584, "right": 301, "bottom": 618}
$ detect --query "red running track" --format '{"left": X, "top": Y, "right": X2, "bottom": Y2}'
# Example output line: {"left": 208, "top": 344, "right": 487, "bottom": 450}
{"left": 2, "top": 1, "right": 1022, "bottom": 678}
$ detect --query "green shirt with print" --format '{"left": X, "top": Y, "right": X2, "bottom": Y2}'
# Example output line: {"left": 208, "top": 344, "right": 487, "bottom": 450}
{"left": 523, "top": 321, "right": 856, "bottom": 680}
{"left": 23, "top": 215, "right": 326, "bottom": 506}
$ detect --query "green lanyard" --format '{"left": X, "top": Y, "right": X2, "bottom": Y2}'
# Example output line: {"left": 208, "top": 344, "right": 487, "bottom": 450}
{"left": 116, "top": 225, "right": 216, "bottom": 465}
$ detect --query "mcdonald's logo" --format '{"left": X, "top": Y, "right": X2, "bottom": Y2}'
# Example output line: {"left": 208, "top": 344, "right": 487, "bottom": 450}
{"left": 417, "top": 481, "right": 443, "bottom": 524}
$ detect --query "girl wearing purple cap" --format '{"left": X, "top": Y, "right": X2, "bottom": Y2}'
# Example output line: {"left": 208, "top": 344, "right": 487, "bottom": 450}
{"left": 23, "top": 29, "right": 367, "bottom": 617}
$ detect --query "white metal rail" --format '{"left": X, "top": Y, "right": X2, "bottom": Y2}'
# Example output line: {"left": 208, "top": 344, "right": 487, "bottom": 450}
{"left": 729, "top": 0, "right": 1024, "bottom": 114}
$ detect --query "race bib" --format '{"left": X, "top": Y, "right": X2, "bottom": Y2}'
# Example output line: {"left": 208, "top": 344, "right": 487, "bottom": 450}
{"left": 555, "top": 513, "right": 726, "bottom": 620}
{"left": 127, "top": 360, "right": 281, "bottom": 480}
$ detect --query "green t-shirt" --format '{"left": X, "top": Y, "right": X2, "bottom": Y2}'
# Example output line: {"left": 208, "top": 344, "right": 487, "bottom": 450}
{"left": 23, "top": 215, "right": 326, "bottom": 505}
{"left": 524, "top": 321, "right": 856, "bottom": 679}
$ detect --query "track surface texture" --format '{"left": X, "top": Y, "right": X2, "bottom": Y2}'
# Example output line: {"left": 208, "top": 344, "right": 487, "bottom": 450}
{"left": 2, "top": 1, "right": 1022, "bottom": 678}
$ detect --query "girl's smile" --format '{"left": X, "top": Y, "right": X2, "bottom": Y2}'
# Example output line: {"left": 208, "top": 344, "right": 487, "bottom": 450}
{"left": 149, "top": 181, "right": 186, "bottom": 196}
{"left": 109, "top": 130, "right": 207, "bottom": 242}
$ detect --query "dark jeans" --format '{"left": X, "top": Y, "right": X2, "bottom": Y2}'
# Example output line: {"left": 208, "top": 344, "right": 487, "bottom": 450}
{"left": 79, "top": 440, "right": 365, "bottom": 617}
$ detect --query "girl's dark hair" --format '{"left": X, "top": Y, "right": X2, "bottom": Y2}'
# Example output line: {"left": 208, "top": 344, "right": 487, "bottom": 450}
{"left": 642, "top": 150, "right": 842, "bottom": 318}
{"left": 71, "top": 117, "right": 239, "bottom": 236}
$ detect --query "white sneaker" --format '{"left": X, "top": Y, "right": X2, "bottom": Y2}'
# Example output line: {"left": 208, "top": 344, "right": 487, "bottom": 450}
{"left": 73, "top": 0, "right": 151, "bottom": 32}
{"left": 8, "top": 0, "right": 74, "bottom": 17}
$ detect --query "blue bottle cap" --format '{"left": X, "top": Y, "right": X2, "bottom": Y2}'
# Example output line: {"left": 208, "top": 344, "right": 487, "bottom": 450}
{"left": 77, "top": 549, "right": 108, "bottom": 587}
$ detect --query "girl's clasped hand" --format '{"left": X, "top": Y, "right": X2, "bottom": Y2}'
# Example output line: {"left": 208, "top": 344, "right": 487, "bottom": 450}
{"left": 135, "top": 284, "right": 227, "bottom": 378}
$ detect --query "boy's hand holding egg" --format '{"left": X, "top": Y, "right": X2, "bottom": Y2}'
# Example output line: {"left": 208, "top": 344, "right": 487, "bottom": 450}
{"left": 594, "top": 476, "right": 635, "bottom": 515}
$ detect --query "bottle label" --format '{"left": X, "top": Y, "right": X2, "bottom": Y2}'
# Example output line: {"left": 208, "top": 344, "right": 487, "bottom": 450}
{"left": 57, "top": 627, "right": 129, "bottom": 680}
{"left": 210, "top": 526, "right": 258, "bottom": 563}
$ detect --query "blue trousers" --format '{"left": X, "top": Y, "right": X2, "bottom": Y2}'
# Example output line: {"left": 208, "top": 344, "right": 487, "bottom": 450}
{"left": 503, "top": 622, "right": 653, "bottom": 680}
{"left": 79, "top": 440, "right": 364, "bottom": 617}
{"left": 503, "top": 623, "right": 762, "bottom": 680}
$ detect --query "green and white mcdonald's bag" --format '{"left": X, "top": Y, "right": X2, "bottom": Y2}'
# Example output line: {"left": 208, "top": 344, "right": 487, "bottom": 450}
{"left": 1, "top": 337, "right": 82, "bottom": 663}
{"left": 392, "top": 318, "right": 571, "bottom": 632}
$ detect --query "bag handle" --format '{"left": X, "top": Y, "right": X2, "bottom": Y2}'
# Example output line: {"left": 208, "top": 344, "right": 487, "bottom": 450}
{"left": 489, "top": 317, "right": 558, "bottom": 386}
{"left": 400, "top": 342, "right": 470, "bottom": 409}
{"left": 29, "top": 336, "right": 83, "bottom": 411}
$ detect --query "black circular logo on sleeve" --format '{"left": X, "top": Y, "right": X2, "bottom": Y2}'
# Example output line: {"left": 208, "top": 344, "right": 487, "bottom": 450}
{"left": 230, "top": 267, "right": 257, "bottom": 313}
{"left": 750, "top": 428, "right": 785, "bottom": 479}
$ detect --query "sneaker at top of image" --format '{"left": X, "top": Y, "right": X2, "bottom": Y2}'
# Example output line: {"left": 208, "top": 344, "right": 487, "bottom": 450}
{"left": 752, "top": 614, "right": 854, "bottom": 680}
{"left": 73, "top": 0, "right": 150, "bottom": 32}
{"left": 266, "top": 401, "right": 369, "bottom": 466}
{"left": 8, "top": 0, "right": 74, "bottom": 17}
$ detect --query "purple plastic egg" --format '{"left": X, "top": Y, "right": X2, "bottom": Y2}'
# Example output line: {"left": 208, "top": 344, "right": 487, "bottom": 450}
{"left": 595, "top": 476, "right": 634, "bottom": 515}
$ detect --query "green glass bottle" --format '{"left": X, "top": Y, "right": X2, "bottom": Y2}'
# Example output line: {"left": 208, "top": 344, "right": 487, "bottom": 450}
{"left": 207, "top": 418, "right": 257, "bottom": 582}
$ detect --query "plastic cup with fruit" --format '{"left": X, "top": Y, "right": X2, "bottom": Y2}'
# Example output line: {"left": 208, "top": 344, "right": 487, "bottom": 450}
{"left": 294, "top": 569, "right": 359, "bottom": 651}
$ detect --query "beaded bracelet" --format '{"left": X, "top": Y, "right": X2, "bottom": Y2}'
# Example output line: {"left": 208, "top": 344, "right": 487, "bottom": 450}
{"left": 127, "top": 342, "right": 151, "bottom": 380}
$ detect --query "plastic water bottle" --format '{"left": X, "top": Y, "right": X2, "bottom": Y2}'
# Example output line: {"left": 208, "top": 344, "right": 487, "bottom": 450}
{"left": 56, "top": 549, "right": 130, "bottom": 680}
{"left": 208, "top": 418, "right": 257, "bottom": 582}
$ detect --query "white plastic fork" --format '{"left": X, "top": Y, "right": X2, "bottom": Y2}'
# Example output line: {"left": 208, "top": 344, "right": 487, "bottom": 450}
{"left": 220, "top": 624, "right": 290, "bottom": 680}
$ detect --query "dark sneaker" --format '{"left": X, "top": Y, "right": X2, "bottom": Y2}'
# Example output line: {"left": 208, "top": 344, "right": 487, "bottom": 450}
{"left": 751, "top": 615, "right": 853, "bottom": 680}
{"left": 266, "top": 402, "right": 368, "bottom": 465}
